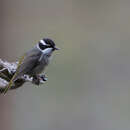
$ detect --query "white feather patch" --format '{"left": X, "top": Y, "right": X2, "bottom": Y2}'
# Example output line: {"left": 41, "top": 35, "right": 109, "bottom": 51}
{"left": 40, "top": 40, "right": 46, "bottom": 45}
{"left": 42, "top": 48, "right": 53, "bottom": 54}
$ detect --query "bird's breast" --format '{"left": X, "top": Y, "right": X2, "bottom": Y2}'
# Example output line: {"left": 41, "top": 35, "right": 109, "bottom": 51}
{"left": 33, "top": 56, "right": 50, "bottom": 74}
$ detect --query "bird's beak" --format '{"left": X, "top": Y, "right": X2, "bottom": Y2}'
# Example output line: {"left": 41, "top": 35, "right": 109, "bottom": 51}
{"left": 54, "top": 47, "right": 60, "bottom": 50}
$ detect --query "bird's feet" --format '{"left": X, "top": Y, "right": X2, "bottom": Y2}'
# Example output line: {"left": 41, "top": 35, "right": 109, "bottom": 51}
{"left": 32, "top": 74, "right": 47, "bottom": 85}
{"left": 40, "top": 75, "right": 47, "bottom": 81}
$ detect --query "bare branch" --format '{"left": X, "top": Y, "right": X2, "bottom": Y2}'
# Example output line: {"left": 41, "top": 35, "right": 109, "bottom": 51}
{"left": 0, "top": 59, "right": 47, "bottom": 93}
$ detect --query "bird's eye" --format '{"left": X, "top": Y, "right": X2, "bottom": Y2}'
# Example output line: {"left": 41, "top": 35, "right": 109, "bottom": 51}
{"left": 39, "top": 43, "right": 47, "bottom": 50}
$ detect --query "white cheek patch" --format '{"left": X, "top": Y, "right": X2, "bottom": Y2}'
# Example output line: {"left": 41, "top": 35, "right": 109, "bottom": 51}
{"left": 42, "top": 48, "right": 53, "bottom": 55}
{"left": 40, "top": 40, "right": 47, "bottom": 45}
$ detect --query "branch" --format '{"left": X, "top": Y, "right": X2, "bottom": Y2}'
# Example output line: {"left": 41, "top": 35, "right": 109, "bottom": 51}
{"left": 0, "top": 59, "right": 47, "bottom": 93}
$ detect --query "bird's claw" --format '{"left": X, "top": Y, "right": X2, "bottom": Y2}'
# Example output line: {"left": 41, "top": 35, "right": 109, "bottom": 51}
{"left": 32, "top": 74, "right": 47, "bottom": 85}
{"left": 40, "top": 75, "right": 47, "bottom": 81}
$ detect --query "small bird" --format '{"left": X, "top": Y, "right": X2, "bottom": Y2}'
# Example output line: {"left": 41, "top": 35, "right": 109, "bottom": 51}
{"left": 13, "top": 38, "right": 59, "bottom": 84}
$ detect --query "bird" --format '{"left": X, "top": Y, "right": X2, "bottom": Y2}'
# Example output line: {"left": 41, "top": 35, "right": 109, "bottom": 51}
{"left": 13, "top": 38, "right": 59, "bottom": 84}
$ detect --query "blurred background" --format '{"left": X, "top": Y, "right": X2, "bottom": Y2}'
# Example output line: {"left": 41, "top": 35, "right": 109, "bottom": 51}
{"left": 0, "top": 0, "right": 130, "bottom": 130}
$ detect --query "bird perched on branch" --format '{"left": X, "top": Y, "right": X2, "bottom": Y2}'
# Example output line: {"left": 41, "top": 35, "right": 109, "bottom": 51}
{"left": 2, "top": 38, "right": 59, "bottom": 94}
{"left": 14, "top": 38, "right": 59, "bottom": 84}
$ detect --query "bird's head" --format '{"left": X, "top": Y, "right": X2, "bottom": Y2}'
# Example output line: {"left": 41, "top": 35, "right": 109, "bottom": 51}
{"left": 37, "top": 38, "right": 59, "bottom": 56}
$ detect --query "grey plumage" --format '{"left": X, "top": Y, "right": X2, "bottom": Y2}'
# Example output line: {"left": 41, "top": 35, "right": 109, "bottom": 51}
{"left": 13, "top": 38, "right": 58, "bottom": 82}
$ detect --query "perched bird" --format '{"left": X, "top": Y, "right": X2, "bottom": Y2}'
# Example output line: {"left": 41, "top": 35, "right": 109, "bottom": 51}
{"left": 13, "top": 38, "right": 59, "bottom": 84}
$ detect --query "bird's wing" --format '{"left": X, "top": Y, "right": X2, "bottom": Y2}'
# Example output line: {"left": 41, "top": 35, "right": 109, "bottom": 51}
{"left": 14, "top": 49, "right": 41, "bottom": 80}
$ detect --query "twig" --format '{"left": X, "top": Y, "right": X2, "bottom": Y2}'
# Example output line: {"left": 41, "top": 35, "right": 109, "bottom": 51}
{"left": 0, "top": 58, "right": 47, "bottom": 94}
